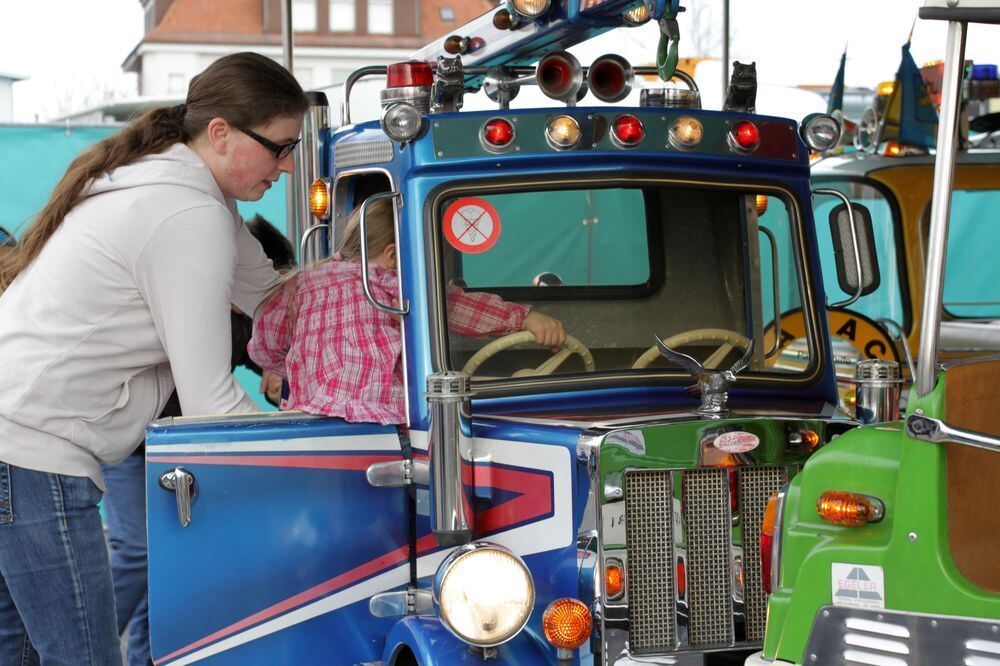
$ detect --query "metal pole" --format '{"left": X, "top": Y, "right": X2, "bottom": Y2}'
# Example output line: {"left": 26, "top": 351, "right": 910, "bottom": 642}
{"left": 281, "top": 0, "right": 298, "bottom": 255}
{"left": 721, "top": 0, "right": 730, "bottom": 101}
{"left": 916, "top": 19, "right": 967, "bottom": 397}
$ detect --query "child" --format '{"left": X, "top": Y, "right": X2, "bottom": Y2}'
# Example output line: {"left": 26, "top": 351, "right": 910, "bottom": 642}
{"left": 248, "top": 197, "right": 565, "bottom": 424}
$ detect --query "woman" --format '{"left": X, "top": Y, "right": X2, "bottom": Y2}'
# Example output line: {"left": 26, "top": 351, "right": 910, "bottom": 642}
{"left": 0, "top": 53, "right": 307, "bottom": 665}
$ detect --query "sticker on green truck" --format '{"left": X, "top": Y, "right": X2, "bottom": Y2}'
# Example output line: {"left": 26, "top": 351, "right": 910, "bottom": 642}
{"left": 831, "top": 563, "right": 885, "bottom": 610}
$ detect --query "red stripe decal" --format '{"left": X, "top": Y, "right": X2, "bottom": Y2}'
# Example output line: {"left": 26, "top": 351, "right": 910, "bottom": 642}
{"left": 147, "top": 454, "right": 400, "bottom": 471}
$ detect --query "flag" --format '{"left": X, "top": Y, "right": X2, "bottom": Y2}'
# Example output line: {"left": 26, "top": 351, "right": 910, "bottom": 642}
{"left": 881, "top": 40, "right": 938, "bottom": 148}
{"left": 828, "top": 49, "right": 846, "bottom": 116}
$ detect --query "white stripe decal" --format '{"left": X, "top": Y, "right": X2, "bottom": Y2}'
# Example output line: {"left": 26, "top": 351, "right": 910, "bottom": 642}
{"left": 148, "top": 434, "right": 402, "bottom": 454}
{"left": 166, "top": 564, "right": 410, "bottom": 665}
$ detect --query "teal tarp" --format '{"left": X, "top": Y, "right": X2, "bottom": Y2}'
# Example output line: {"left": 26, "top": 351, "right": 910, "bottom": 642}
{"left": 0, "top": 124, "right": 289, "bottom": 410}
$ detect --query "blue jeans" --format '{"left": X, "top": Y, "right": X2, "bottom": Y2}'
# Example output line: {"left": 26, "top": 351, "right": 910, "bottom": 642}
{"left": 0, "top": 462, "right": 121, "bottom": 666}
{"left": 102, "top": 452, "right": 153, "bottom": 666}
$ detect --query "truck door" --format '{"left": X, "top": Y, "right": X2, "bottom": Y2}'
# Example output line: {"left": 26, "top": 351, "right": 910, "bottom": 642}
{"left": 145, "top": 415, "right": 411, "bottom": 665}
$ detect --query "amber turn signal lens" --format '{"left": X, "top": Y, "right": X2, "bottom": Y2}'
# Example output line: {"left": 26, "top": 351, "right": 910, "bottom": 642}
{"left": 542, "top": 598, "right": 592, "bottom": 650}
{"left": 755, "top": 194, "right": 768, "bottom": 216}
{"left": 817, "top": 491, "right": 884, "bottom": 526}
{"left": 760, "top": 493, "right": 779, "bottom": 594}
{"left": 605, "top": 563, "right": 624, "bottom": 599}
{"left": 309, "top": 178, "right": 330, "bottom": 219}
{"left": 801, "top": 429, "right": 820, "bottom": 449}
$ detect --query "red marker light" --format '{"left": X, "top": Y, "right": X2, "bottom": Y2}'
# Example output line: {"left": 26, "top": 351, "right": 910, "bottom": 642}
{"left": 386, "top": 61, "right": 434, "bottom": 88}
{"left": 482, "top": 118, "right": 515, "bottom": 149}
{"left": 612, "top": 114, "right": 644, "bottom": 147}
{"left": 676, "top": 557, "right": 686, "bottom": 599}
{"left": 730, "top": 120, "right": 760, "bottom": 152}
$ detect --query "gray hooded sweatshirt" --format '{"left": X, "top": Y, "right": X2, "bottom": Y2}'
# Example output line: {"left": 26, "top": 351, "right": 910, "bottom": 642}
{"left": 0, "top": 143, "right": 281, "bottom": 489}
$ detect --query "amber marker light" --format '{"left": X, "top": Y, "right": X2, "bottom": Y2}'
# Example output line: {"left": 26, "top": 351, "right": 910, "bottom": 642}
{"left": 545, "top": 115, "right": 582, "bottom": 149}
{"left": 877, "top": 81, "right": 895, "bottom": 96}
{"left": 605, "top": 562, "right": 624, "bottom": 599}
{"left": 800, "top": 429, "right": 820, "bottom": 450}
{"left": 542, "top": 598, "right": 593, "bottom": 651}
{"left": 817, "top": 491, "right": 885, "bottom": 526}
{"left": 670, "top": 116, "right": 703, "bottom": 149}
{"left": 760, "top": 493, "right": 778, "bottom": 593}
{"left": 309, "top": 178, "right": 330, "bottom": 219}
{"left": 512, "top": 0, "right": 551, "bottom": 18}
{"left": 884, "top": 140, "right": 904, "bottom": 156}
{"left": 755, "top": 194, "right": 768, "bottom": 216}
{"left": 623, "top": 3, "right": 650, "bottom": 24}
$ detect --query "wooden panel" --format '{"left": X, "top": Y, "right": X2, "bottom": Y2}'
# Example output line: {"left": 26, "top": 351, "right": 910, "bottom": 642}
{"left": 945, "top": 360, "right": 1000, "bottom": 592}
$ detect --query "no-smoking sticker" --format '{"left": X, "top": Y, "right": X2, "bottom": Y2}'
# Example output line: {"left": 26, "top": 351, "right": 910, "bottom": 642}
{"left": 443, "top": 197, "right": 502, "bottom": 254}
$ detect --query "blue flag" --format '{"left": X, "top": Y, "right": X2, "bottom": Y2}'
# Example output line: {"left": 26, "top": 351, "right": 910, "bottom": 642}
{"left": 828, "top": 50, "right": 846, "bottom": 115}
{"left": 882, "top": 41, "right": 938, "bottom": 148}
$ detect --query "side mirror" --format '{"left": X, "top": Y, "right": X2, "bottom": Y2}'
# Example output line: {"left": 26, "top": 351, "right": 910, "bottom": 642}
{"left": 828, "top": 201, "right": 880, "bottom": 306}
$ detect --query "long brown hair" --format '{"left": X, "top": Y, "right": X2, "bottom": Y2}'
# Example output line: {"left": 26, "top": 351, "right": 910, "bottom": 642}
{"left": 338, "top": 198, "right": 397, "bottom": 260}
{"left": 0, "top": 52, "right": 308, "bottom": 293}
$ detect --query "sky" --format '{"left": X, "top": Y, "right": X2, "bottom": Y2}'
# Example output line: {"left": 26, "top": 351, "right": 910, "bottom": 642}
{"left": 3, "top": 0, "right": 1000, "bottom": 123}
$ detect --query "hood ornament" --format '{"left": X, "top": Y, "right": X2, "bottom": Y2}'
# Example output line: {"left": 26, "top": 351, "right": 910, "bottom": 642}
{"left": 656, "top": 336, "right": 754, "bottom": 416}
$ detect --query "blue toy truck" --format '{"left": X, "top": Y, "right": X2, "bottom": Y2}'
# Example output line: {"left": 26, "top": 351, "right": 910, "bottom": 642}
{"left": 144, "top": 2, "right": 862, "bottom": 664}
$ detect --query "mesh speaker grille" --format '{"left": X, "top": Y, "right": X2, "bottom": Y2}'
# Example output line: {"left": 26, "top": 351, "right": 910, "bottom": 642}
{"left": 625, "top": 470, "right": 677, "bottom": 654}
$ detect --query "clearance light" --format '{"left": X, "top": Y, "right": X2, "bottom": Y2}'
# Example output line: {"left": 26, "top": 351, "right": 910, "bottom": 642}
{"left": 801, "top": 429, "right": 821, "bottom": 449}
{"left": 729, "top": 120, "right": 760, "bottom": 153}
{"left": 884, "top": 140, "right": 904, "bottom": 156}
{"left": 309, "top": 178, "right": 330, "bottom": 219}
{"left": 676, "top": 557, "right": 686, "bottom": 598}
{"left": 511, "top": 0, "right": 551, "bottom": 18}
{"left": 612, "top": 114, "right": 644, "bottom": 147}
{"left": 755, "top": 194, "right": 768, "bottom": 216}
{"left": 605, "top": 561, "right": 624, "bottom": 599}
{"left": 542, "top": 598, "right": 592, "bottom": 650}
{"left": 670, "top": 116, "right": 703, "bottom": 149}
{"left": 493, "top": 8, "right": 517, "bottom": 29}
{"left": 481, "top": 117, "right": 516, "bottom": 152}
{"left": 817, "top": 491, "right": 885, "bottom": 527}
{"left": 545, "top": 115, "right": 582, "bottom": 149}
{"left": 760, "top": 493, "right": 778, "bottom": 594}
{"left": 876, "top": 80, "right": 895, "bottom": 96}
{"left": 624, "top": 3, "right": 650, "bottom": 25}
{"left": 386, "top": 60, "right": 434, "bottom": 88}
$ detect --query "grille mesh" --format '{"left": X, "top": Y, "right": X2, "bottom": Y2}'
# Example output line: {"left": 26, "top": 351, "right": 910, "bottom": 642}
{"left": 740, "top": 467, "right": 788, "bottom": 641}
{"left": 624, "top": 470, "right": 676, "bottom": 654}
{"left": 683, "top": 469, "right": 733, "bottom": 646}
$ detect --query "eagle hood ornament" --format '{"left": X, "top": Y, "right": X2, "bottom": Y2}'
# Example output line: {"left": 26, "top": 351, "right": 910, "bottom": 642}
{"left": 655, "top": 336, "right": 754, "bottom": 416}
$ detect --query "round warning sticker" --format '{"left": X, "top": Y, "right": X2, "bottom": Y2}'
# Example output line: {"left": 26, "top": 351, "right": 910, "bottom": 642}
{"left": 443, "top": 197, "right": 501, "bottom": 254}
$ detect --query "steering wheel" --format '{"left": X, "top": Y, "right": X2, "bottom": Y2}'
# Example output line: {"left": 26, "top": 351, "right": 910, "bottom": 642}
{"left": 631, "top": 328, "right": 752, "bottom": 370}
{"left": 462, "top": 330, "right": 596, "bottom": 377}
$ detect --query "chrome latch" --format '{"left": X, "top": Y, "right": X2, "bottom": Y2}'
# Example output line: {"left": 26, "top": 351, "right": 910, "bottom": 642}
{"left": 366, "top": 459, "right": 429, "bottom": 487}
{"left": 158, "top": 467, "right": 196, "bottom": 527}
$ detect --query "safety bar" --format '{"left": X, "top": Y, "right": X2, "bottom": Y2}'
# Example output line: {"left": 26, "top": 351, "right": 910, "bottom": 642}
{"left": 359, "top": 191, "right": 409, "bottom": 316}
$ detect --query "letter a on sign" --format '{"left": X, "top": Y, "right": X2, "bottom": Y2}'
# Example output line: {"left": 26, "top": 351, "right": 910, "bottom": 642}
{"left": 443, "top": 197, "right": 502, "bottom": 254}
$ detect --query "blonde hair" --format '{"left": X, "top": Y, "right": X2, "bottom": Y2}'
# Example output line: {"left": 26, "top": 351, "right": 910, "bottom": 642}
{"left": 0, "top": 52, "right": 307, "bottom": 293}
{"left": 338, "top": 198, "right": 396, "bottom": 260}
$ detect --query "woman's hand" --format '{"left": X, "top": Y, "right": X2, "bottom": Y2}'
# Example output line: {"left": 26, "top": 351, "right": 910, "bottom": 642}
{"left": 521, "top": 311, "right": 566, "bottom": 351}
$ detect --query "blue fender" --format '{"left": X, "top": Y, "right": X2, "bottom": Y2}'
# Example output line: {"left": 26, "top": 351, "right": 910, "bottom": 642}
{"left": 382, "top": 616, "right": 559, "bottom": 665}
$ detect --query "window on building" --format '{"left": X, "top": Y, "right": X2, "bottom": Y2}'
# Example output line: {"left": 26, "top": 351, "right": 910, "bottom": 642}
{"left": 167, "top": 73, "right": 186, "bottom": 95}
{"left": 329, "top": 0, "right": 356, "bottom": 32}
{"left": 367, "top": 0, "right": 393, "bottom": 34}
{"left": 292, "top": 0, "right": 318, "bottom": 31}
{"left": 439, "top": 6, "right": 455, "bottom": 21}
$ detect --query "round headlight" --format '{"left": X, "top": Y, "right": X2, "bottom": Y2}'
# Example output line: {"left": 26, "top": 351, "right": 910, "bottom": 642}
{"left": 381, "top": 102, "right": 423, "bottom": 143}
{"left": 511, "top": 0, "right": 551, "bottom": 18}
{"left": 433, "top": 543, "right": 535, "bottom": 647}
{"left": 800, "top": 113, "right": 842, "bottom": 152}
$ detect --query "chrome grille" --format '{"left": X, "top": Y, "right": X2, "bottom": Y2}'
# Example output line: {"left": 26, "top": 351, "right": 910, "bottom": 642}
{"left": 683, "top": 469, "right": 733, "bottom": 646}
{"left": 624, "top": 466, "right": 787, "bottom": 655}
{"left": 334, "top": 140, "right": 393, "bottom": 168}
{"left": 624, "top": 470, "right": 676, "bottom": 654}
{"left": 740, "top": 467, "right": 788, "bottom": 641}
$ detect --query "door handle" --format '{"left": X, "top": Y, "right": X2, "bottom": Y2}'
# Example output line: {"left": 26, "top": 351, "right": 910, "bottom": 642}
{"left": 159, "top": 467, "right": 196, "bottom": 527}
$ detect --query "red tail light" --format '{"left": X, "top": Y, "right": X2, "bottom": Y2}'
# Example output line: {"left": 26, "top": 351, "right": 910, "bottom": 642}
{"left": 729, "top": 469, "right": 739, "bottom": 514}
{"left": 760, "top": 531, "right": 774, "bottom": 594}
{"left": 612, "top": 114, "right": 644, "bottom": 147}
{"left": 482, "top": 118, "right": 515, "bottom": 149}
{"left": 730, "top": 120, "right": 760, "bottom": 152}
{"left": 386, "top": 61, "right": 434, "bottom": 88}
{"left": 676, "top": 557, "right": 686, "bottom": 599}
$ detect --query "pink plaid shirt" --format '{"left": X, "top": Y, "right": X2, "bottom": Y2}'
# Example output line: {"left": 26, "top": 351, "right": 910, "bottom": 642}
{"left": 248, "top": 260, "right": 530, "bottom": 424}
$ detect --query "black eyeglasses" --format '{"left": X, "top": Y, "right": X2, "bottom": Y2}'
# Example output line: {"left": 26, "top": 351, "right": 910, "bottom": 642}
{"left": 239, "top": 127, "right": 301, "bottom": 160}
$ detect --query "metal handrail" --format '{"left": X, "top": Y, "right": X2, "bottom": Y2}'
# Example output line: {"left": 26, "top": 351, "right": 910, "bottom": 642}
{"left": 814, "top": 188, "right": 864, "bottom": 309}
{"left": 299, "top": 223, "right": 330, "bottom": 265}
{"left": 359, "top": 191, "right": 409, "bottom": 316}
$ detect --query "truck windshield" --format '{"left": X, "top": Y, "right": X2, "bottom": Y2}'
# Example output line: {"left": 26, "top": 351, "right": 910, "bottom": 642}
{"left": 435, "top": 181, "right": 815, "bottom": 381}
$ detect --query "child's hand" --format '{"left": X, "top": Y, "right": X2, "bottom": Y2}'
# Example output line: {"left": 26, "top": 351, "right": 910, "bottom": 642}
{"left": 521, "top": 311, "right": 566, "bottom": 352}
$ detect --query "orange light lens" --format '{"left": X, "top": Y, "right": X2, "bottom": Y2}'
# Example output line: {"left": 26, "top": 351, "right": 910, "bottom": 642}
{"left": 877, "top": 80, "right": 895, "bottom": 96}
{"left": 761, "top": 493, "right": 779, "bottom": 538}
{"left": 817, "top": 491, "right": 884, "bottom": 526}
{"left": 309, "top": 179, "right": 329, "bottom": 219}
{"left": 884, "top": 140, "right": 903, "bottom": 156}
{"left": 801, "top": 429, "right": 821, "bottom": 449}
{"left": 755, "top": 194, "right": 768, "bottom": 216}
{"left": 542, "top": 598, "right": 593, "bottom": 650}
{"left": 605, "top": 564, "right": 624, "bottom": 598}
